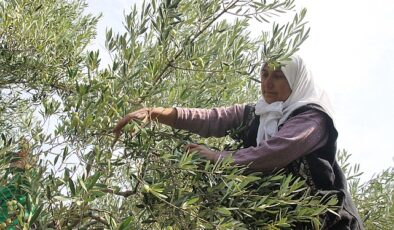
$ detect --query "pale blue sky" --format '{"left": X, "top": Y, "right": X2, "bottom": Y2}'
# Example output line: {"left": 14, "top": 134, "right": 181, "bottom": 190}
{"left": 86, "top": 0, "right": 394, "bottom": 180}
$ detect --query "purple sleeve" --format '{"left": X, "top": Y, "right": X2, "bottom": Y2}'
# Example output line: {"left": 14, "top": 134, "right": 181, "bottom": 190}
{"left": 174, "top": 104, "right": 245, "bottom": 137}
{"left": 216, "top": 110, "right": 329, "bottom": 172}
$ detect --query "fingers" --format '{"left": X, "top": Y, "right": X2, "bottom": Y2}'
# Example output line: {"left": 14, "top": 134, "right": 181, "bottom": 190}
{"left": 185, "top": 144, "right": 208, "bottom": 154}
{"left": 112, "top": 120, "right": 125, "bottom": 147}
{"left": 184, "top": 144, "right": 208, "bottom": 154}
{"left": 185, "top": 143, "right": 200, "bottom": 151}
{"left": 112, "top": 115, "right": 130, "bottom": 136}
{"left": 184, "top": 144, "right": 216, "bottom": 161}
{"left": 112, "top": 108, "right": 149, "bottom": 136}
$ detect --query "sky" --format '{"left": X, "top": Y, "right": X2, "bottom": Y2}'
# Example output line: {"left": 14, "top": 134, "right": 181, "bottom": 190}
{"left": 86, "top": 0, "right": 394, "bottom": 180}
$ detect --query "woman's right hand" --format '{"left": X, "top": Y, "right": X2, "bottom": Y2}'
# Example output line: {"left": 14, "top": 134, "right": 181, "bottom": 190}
{"left": 113, "top": 108, "right": 151, "bottom": 139}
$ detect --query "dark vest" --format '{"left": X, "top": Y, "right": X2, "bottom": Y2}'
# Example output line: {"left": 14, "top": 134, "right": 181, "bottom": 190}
{"left": 231, "top": 104, "right": 364, "bottom": 230}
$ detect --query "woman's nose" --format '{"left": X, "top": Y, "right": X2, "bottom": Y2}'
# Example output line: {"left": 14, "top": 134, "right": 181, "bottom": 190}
{"left": 264, "top": 75, "right": 274, "bottom": 88}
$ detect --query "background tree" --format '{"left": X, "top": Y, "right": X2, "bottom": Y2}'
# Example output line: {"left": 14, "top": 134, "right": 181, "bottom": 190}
{"left": 338, "top": 150, "right": 394, "bottom": 229}
{"left": 0, "top": 0, "right": 392, "bottom": 229}
{"left": 0, "top": 0, "right": 99, "bottom": 228}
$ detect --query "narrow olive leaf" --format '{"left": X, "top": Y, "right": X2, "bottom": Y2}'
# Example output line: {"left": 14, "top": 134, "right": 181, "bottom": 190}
{"left": 1, "top": 133, "right": 6, "bottom": 144}
{"left": 86, "top": 172, "right": 101, "bottom": 190}
{"left": 54, "top": 154, "right": 60, "bottom": 166}
{"left": 185, "top": 197, "right": 199, "bottom": 205}
{"left": 78, "top": 178, "right": 88, "bottom": 192}
{"left": 46, "top": 185, "right": 51, "bottom": 200}
{"left": 259, "top": 15, "right": 270, "bottom": 23}
{"left": 29, "top": 204, "right": 44, "bottom": 226}
{"left": 217, "top": 207, "right": 232, "bottom": 216}
{"left": 68, "top": 177, "right": 76, "bottom": 196}
{"left": 118, "top": 216, "right": 134, "bottom": 230}
{"left": 141, "top": 0, "right": 146, "bottom": 19}
{"left": 62, "top": 146, "right": 68, "bottom": 163}
{"left": 139, "top": 27, "right": 148, "bottom": 35}
{"left": 106, "top": 28, "right": 113, "bottom": 42}
{"left": 7, "top": 136, "right": 12, "bottom": 146}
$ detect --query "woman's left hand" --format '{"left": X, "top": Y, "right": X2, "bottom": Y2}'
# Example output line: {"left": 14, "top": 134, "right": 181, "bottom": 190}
{"left": 185, "top": 143, "right": 217, "bottom": 161}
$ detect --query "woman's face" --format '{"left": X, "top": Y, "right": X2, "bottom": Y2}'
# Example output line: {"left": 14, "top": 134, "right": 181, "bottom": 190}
{"left": 261, "top": 65, "right": 292, "bottom": 104}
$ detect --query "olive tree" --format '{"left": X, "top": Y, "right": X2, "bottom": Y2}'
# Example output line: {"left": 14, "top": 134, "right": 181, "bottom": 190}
{"left": 0, "top": 0, "right": 352, "bottom": 229}
{"left": 0, "top": 0, "right": 98, "bottom": 228}
{"left": 338, "top": 150, "right": 394, "bottom": 229}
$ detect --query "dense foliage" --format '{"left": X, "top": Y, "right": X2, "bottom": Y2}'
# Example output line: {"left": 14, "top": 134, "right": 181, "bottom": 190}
{"left": 338, "top": 150, "right": 394, "bottom": 229}
{"left": 0, "top": 0, "right": 392, "bottom": 229}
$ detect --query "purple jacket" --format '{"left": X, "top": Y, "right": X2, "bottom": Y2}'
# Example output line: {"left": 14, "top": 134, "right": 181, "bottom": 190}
{"left": 174, "top": 104, "right": 364, "bottom": 229}
{"left": 174, "top": 104, "right": 328, "bottom": 172}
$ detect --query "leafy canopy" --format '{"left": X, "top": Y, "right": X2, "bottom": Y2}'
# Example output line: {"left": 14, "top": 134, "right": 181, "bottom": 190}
{"left": 4, "top": 0, "right": 391, "bottom": 229}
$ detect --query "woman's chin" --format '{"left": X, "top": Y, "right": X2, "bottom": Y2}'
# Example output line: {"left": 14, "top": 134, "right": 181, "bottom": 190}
{"left": 263, "top": 96, "right": 277, "bottom": 104}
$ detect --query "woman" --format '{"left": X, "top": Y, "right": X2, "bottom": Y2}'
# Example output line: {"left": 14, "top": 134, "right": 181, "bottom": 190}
{"left": 114, "top": 55, "right": 364, "bottom": 229}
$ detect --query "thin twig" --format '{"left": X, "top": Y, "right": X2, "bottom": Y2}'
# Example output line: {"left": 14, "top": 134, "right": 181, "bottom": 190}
{"left": 102, "top": 188, "right": 136, "bottom": 197}
{"left": 139, "top": 0, "right": 241, "bottom": 102}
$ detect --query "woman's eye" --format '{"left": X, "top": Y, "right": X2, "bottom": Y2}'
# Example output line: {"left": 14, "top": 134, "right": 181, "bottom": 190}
{"left": 273, "top": 73, "right": 285, "bottom": 79}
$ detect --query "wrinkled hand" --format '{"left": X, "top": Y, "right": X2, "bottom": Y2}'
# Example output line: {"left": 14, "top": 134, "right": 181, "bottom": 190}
{"left": 185, "top": 143, "right": 217, "bottom": 161}
{"left": 113, "top": 108, "right": 151, "bottom": 140}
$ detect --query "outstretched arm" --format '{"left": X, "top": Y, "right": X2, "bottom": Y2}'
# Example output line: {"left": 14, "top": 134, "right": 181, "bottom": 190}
{"left": 174, "top": 104, "right": 245, "bottom": 137}
{"left": 114, "top": 104, "right": 245, "bottom": 139}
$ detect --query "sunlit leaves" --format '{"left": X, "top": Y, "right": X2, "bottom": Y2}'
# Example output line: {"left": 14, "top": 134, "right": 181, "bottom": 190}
{"left": 61, "top": 0, "right": 328, "bottom": 228}
{"left": 0, "top": 0, "right": 99, "bottom": 95}
{"left": 4, "top": 0, "right": 385, "bottom": 229}
{"left": 261, "top": 7, "right": 310, "bottom": 66}
{"left": 41, "top": 98, "right": 61, "bottom": 117}
{"left": 338, "top": 150, "right": 394, "bottom": 229}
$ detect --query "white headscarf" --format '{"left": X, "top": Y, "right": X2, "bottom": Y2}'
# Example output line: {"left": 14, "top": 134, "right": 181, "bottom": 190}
{"left": 255, "top": 55, "right": 335, "bottom": 146}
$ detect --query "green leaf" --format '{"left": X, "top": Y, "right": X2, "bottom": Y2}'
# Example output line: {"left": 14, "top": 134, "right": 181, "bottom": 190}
{"left": 86, "top": 172, "right": 101, "bottom": 190}
{"left": 68, "top": 177, "right": 76, "bottom": 196}
{"left": 217, "top": 207, "right": 232, "bottom": 216}
{"left": 78, "top": 178, "right": 88, "bottom": 192}
{"left": 29, "top": 204, "right": 43, "bottom": 226}
{"left": 118, "top": 216, "right": 134, "bottom": 230}
{"left": 62, "top": 146, "right": 69, "bottom": 163}
{"left": 186, "top": 197, "right": 199, "bottom": 205}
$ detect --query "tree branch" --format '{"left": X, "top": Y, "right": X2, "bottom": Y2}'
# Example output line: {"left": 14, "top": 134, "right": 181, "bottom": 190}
{"left": 138, "top": 0, "right": 241, "bottom": 102}
{"left": 102, "top": 187, "right": 136, "bottom": 197}
{"left": 86, "top": 212, "right": 109, "bottom": 226}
